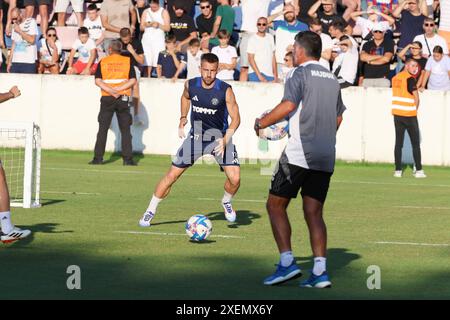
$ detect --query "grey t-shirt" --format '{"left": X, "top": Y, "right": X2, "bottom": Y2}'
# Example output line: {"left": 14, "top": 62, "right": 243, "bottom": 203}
{"left": 282, "top": 61, "right": 346, "bottom": 173}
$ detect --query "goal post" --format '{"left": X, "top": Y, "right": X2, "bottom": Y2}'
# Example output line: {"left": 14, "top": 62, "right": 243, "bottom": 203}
{"left": 0, "top": 122, "right": 41, "bottom": 208}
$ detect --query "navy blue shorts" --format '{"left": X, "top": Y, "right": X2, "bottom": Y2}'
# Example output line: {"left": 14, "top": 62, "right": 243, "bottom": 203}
{"left": 172, "top": 135, "right": 239, "bottom": 169}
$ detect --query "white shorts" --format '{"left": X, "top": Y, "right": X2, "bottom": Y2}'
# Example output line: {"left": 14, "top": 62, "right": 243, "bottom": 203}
{"left": 54, "top": 0, "right": 84, "bottom": 13}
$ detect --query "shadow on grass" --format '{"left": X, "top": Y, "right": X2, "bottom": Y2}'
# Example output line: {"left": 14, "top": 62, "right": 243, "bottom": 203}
{"left": 41, "top": 199, "right": 66, "bottom": 206}
{"left": 206, "top": 210, "right": 261, "bottom": 228}
{"left": 11, "top": 223, "right": 74, "bottom": 247}
{"left": 103, "top": 152, "right": 145, "bottom": 165}
{"left": 0, "top": 239, "right": 448, "bottom": 299}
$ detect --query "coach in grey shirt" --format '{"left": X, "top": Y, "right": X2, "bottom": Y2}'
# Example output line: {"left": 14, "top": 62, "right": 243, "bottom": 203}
{"left": 254, "top": 31, "right": 346, "bottom": 288}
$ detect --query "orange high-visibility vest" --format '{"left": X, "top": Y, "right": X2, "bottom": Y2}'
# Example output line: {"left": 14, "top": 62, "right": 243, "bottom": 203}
{"left": 391, "top": 71, "right": 417, "bottom": 117}
{"left": 99, "top": 54, "right": 132, "bottom": 97}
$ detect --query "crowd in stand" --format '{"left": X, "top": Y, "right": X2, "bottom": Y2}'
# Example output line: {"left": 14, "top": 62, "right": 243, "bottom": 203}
{"left": 0, "top": 0, "right": 449, "bottom": 90}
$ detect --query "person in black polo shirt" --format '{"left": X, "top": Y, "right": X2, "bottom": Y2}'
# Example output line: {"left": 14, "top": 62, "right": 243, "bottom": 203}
{"left": 119, "top": 27, "right": 145, "bottom": 124}
{"left": 169, "top": 0, "right": 198, "bottom": 52}
{"left": 360, "top": 23, "right": 395, "bottom": 88}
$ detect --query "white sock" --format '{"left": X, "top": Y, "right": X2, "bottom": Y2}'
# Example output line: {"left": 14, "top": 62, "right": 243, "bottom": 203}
{"left": 280, "top": 251, "right": 294, "bottom": 267}
{"left": 222, "top": 191, "right": 233, "bottom": 204}
{"left": 313, "top": 257, "right": 326, "bottom": 276}
{"left": 146, "top": 195, "right": 162, "bottom": 214}
{"left": 0, "top": 211, "right": 14, "bottom": 234}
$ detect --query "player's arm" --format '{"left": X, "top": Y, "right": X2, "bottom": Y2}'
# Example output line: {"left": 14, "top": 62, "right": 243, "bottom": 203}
{"left": 179, "top": 80, "right": 191, "bottom": 138}
{"left": 0, "top": 86, "right": 21, "bottom": 104}
{"left": 224, "top": 87, "right": 240, "bottom": 144}
{"left": 215, "top": 87, "right": 240, "bottom": 156}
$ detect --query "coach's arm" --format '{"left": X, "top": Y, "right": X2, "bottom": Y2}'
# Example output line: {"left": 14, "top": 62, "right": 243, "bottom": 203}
{"left": 215, "top": 87, "right": 241, "bottom": 157}
{"left": 0, "top": 86, "right": 21, "bottom": 104}
{"left": 254, "top": 100, "right": 296, "bottom": 136}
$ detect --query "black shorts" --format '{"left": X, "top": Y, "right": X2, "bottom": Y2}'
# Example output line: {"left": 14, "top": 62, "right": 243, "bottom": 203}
{"left": 23, "top": 0, "right": 52, "bottom": 7}
{"left": 269, "top": 157, "right": 333, "bottom": 204}
{"left": 172, "top": 135, "right": 239, "bottom": 169}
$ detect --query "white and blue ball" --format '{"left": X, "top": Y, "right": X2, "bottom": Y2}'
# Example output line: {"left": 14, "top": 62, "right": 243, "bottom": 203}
{"left": 185, "top": 214, "right": 212, "bottom": 241}
{"left": 259, "top": 109, "right": 289, "bottom": 141}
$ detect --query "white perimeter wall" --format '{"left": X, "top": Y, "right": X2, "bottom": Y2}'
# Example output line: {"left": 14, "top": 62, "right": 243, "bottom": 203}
{"left": 0, "top": 73, "right": 449, "bottom": 166}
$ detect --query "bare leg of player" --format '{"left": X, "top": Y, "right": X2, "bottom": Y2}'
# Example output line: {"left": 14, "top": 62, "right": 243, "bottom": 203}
{"left": 302, "top": 196, "right": 327, "bottom": 258}
{"left": 0, "top": 165, "right": 31, "bottom": 243}
{"left": 139, "top": 165, "right": 188, "bottom": 227}
{"left": 266, "top": 194, "right": 292, "bottom": 253}
{"left": 221, "top": 166, "right": 240, "bottom": 223}
{"left": 263, "top": 194, "right": 301, "bottom": 286}
{"left": 300, "top": 195, "right": 330, "bottom": 287}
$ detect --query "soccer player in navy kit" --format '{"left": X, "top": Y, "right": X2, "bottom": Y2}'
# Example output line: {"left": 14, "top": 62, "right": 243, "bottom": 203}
{"left": 139, "top": 53, "right": 241, "bottom": 226}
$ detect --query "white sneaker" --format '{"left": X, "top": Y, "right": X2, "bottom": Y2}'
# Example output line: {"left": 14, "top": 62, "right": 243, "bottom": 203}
{"left": 222, "top": 202, "right": 236, "bottom": 223}
{"left": 139, "top": 211, "right": 154, "bottom": 227}
{"left": 413, "top": 170, "right": 427, "bottom": 178}
{"left": 393, "top": 170, "right": 402, "bottom": 178}
{"left": 1, "top": 226, "right": 31, "bottom": 244}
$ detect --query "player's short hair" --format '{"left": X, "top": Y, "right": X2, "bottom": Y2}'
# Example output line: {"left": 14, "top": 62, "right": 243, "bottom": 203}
{"left": 109, "top": 39, "right": 123, "bottom": 53}
{"left": 201, "top": 53, "right": 219, "bottom": 65}
{"left": 189, "top": 38, "right": 201, "bottom": 47}
{"left": 218, "top": 29, "right": 230, "bottom": 39}
{"left": 87, "top": 4, "right": 98, "bottom": 11}
{"left": 78, "top": 26, "right": 89, "bottom": 35}
{"left": 165, "top": 34, "right": 177, "bottom": 43}
{"left": 120, "top": 28, "right": 131, "bottom": 38}
{"left": 294, "top": 31, "right": 322, "bottom": 60}
{"left": 433, "top": 45, "right": 444, "bottom": 54}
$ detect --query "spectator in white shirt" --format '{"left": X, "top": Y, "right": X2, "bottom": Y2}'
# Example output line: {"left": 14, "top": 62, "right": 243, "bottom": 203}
{"left": 413, "top": 17, "right": 449, "bottom": 58}
{"left": 83, "top": 4, "right": 106, "bottom": 48}
{"left": 309, "top": 17, "right": 333, "bottom": 70}
{"left": 247, "top": 17, "right": 278, "bottom": 82}
{"left": 38, "top": 27, "right": 62, "bottom": 74}
{"left": 332, "top": 35, "right": 358, "bottom": 88}
{"left": 187, "top": 38, "right": 206, "bottom": 79}
{"left": 279, "top": 51, "right": 295, "bottom": 83}
{"left": 67, "top": 27, "right": 98, "bottom": 75}
{"left": 350, "top": 6, "right": 395, "bottom": 42}
{"left": 420, "top": 45, "right": 450, "bottom": 91}
{"left": 6, "top": 8, "right": 38, "bottom": 74}
{"left": 239, "top": 0, "right": 271, "bottom": 81}
{"left": 211, "top": 29, "right": 238, "bottom": 81}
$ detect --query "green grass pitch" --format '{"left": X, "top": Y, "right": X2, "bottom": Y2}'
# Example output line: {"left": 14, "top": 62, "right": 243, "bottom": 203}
{"left": 1, "top": 150, "right": 449, "bottom": 299}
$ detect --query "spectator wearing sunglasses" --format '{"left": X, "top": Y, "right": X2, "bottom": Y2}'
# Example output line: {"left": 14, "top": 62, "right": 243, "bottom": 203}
{"left": 196, "top": 0, "right": 216, "bottom": 42}
{"left": 413, "top": 17, "right": 449, "bottom": 59}
{"left": 360, "top": 23, "right": 395, "bottom": 88}
{"left": 6, "top": 8, "right": 38, "bottom": 74}
{"left": 38, "top": 27, "right": 62, "bottom": 74}
{"left": 247, "top": 17, "right": 278, "bottom": 82}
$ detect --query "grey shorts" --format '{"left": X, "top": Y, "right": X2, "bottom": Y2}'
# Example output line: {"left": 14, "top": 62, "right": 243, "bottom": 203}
{"left": 239, "top": 32, "right": 253, "bottom": 68}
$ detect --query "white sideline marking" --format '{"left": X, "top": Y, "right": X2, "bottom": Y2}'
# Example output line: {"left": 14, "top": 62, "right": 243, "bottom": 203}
{"left": 393, "top": 205, "right": 450, "bottom": 210}
{"left": 197, "top": 197, "right": 266, "bottom": 203}
{"left": 333, "top": 179, "right": 450, "bottom": 188}
{"left": 374, "top": 241, "right": 450, "bottom": 247}
{"left": 42, "top": 190, "right": 100, "bottom": 195}
{"left": 115, "top": 231, "right": 245, "bottom": 239}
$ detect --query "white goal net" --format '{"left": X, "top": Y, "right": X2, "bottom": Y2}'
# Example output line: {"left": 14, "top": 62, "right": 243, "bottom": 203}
{"left": 0, "top": 122, "right": 41, "bottom": 208}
